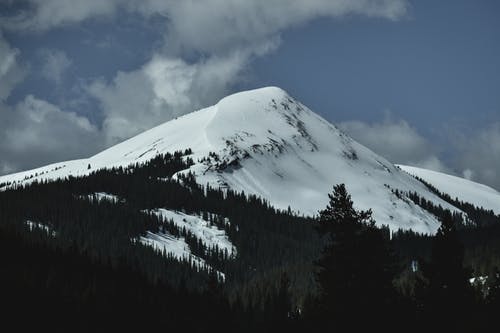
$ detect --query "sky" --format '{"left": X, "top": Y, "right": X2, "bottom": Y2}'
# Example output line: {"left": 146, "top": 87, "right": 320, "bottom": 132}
{"left": 0, "top": 0, "right": 499, "bottom": 190}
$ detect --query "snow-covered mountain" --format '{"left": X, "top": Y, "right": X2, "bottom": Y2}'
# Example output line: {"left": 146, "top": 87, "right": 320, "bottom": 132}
{"left": 1, "top": 87, "right": 497, "bottom": 234}
{"left": 397, "top": 165, "right": 500, "bottom": 215}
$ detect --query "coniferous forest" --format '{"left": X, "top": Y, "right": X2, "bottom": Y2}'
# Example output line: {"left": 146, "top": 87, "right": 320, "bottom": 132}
{"left": 1, "top": 150, "right": 500, "bottom": 331}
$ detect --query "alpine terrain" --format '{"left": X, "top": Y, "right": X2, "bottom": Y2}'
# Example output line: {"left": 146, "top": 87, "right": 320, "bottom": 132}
{"left": 2, "top": 87, "right": 498, "bottom": 234}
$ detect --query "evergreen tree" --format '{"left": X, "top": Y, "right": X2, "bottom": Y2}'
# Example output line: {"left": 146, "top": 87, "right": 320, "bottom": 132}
{"left": 420, "top": 210, "right": 475, "bottom": 329}
{"left": 274, "top": 274, "right": 292, "bottom": 324}
{"left": 309, "top": 184, "right": 398, "bottom": 329}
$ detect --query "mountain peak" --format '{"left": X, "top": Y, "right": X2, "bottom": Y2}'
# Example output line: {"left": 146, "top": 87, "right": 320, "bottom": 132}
{"left": 217, "top": 86, "right": 290, "bottom": 106}
{"left": 3, "top": 87, "right": 500, "bottom": 234}
{"left": 213, "top": 86, "right": 298, "bottom": 121}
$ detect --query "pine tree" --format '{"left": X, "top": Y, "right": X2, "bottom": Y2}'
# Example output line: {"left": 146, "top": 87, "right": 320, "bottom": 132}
{"left": 421, "top": 210, "right": 475, "bottom": 329}
{"left": 309, "top": 184, "right": 397, "bottom": 329}
{"left": 265, "top": 273, "right": 293, "bottom": 331}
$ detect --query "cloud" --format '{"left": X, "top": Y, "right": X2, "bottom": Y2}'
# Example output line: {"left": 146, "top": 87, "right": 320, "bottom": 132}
{"left": 339, "top": 118, "right": 447, "bottom": 172}
{"left": 1, "top": 1, "right": 409, "bottom": 34}
{"left": 39, "top": 48, "right": 72, "bottom": 84}
{"left": 452, "top": 123, "right": 500, "bottom": 190}
{"left": 0, "top": 0, "right": 121, "bottom": 31}
{"left": 146, "top": 0, "right": 409, "bottom": 56}
{"left": 0, "top": 35, "right": 96, "bottom": 174}
{"left": 0, "top": 95, "right": 102, "bottom": 173}
{"left": 0, "top": 33, "right": 26, "bottom": 101}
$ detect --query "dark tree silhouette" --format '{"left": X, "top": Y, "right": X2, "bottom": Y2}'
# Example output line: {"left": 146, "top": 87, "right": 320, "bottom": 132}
{"left": 309, "top": 184, "right": 398, "bottom": 330}
{"left": 420, "top": 210, "right": 475, "bottom": 329}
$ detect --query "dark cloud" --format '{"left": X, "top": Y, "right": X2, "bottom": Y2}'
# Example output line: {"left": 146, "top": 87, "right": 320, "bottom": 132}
{"left": 0, "top": 33, "right": 26, "bottom": 101}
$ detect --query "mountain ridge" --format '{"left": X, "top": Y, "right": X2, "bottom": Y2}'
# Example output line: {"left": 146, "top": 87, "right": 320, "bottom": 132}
{"left": 398, "top": 164, "right": 500, "bottom": 215}
{"left": 1, "top": 87, "right": 498, "bottom": 234}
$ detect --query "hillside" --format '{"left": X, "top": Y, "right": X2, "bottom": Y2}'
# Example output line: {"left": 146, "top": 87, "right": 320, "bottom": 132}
{"left": 398, "top": 165, "right": 500, "bottom": 215}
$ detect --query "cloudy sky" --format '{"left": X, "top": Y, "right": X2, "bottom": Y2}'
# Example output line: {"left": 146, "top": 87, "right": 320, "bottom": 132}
{"left": 0, "top": 0, "right": 499, "bottom": 190}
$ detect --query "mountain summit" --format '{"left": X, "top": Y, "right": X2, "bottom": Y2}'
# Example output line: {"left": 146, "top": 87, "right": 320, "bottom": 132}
{"left": 2, "top": 87, "right": 499, "bottom": 234}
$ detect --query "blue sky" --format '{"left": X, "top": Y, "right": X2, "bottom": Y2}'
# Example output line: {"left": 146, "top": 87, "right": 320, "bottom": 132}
{"left": 0, "top": 0, "right": 499, "bottom": 190}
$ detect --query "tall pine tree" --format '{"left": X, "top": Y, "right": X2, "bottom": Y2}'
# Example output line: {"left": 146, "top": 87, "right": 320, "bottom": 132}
{"left": 420, "top": 210, "right": 475, "bottom": 329}
{"left": 308, "top": 184, "right": 398, "bottom": 329}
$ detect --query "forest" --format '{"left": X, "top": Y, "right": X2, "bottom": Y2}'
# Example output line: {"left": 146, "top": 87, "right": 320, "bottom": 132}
{"left": 1, "top": 150, "right": 500, "bottom": 331}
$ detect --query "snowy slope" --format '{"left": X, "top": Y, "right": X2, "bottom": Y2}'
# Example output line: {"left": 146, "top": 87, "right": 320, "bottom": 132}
{"left": 0, "top": 86, "right": 484, "bottom": 234}
{"left": 398, "top": 165, "right": 500, "bottom": 215}
{"left": 138, "top": 231, "right": 221, "bottom": 276}
{"left": 83, "top": 192, "right": 123, "bottom": 203}
{"left": 146, "top": 209, "right": 236, "bottom": 256}
{"left": 25, "top": 220, "right": 56, "bottom": 237}
{"left": 138, "top": 209, "right": 235, "bottom": 278}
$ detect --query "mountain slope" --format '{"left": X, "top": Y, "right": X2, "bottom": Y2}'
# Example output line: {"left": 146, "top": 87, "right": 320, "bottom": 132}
{"left": 398, "top": 165, "right": 500, "bottom": 215}
{"left": 0, "top": 87, "right": 481, "bottom": 234}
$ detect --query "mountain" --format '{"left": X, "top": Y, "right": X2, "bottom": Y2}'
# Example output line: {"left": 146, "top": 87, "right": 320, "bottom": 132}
{"left": 397, "top": 165, "right": 500, "bottom": 215}
{"left": 1, "top": 87, "right": 496, "bottom": 234}
{"left": 3, "top": 86, "right": 500, "bottom": 330}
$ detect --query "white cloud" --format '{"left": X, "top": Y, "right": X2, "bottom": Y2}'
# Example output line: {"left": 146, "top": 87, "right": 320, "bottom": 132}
{"left": 39, "top": 48, "right": 72, "bottom": 84}
{"left": 0, "top": 95, "right": 102, "bottom": 174}
{"left": 339, "top": 118, "right": 447, "bottom": 172}
{"left": 452, "top": 123, "right": 500, "bottom": 190}
{"left": 1, "top": 1, "right": 409, "bottom": 34}
{"left": 0, "top": 33, "right": 26, "bottom": 101}
{"left": 150, "top": 0, "right": 408, "bottom": 56}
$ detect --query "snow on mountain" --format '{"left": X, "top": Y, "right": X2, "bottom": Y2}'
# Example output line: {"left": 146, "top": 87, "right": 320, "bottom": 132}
{"left": 146, "top": 209, "right": 236, "bottom": 256}
{"left": 0, "top": 86, "right": 487, "bottom": 234}
{"left": 25, "top": 220, "right": 56, "bottom": 237}
{"left": 82, "top": 192, "right": 123, "bottom": 204}
{"left": 138, "top": 231, "right": 223, "bottom": 277}
{"left": 398, "top": 165, "right": 500, "bottom": 215}
{"left": 137, "top": 209, "right": 234, "bottom": 279}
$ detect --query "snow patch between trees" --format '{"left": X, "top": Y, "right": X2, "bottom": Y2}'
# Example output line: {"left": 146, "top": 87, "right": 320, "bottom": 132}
{"left": 137, "top": 231, "right": 225, "bottom": 278}
{"left": 82, "top": 192, "right": 123, "bottom": 203}
{"left": 25, "top": 220, "right": 56, "bottom": 237}
{"left": 137, "top": 209, "right": 236, "bottom": 280}
{"left": 147, "top": 209, "right": 236, "bottom": 256}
